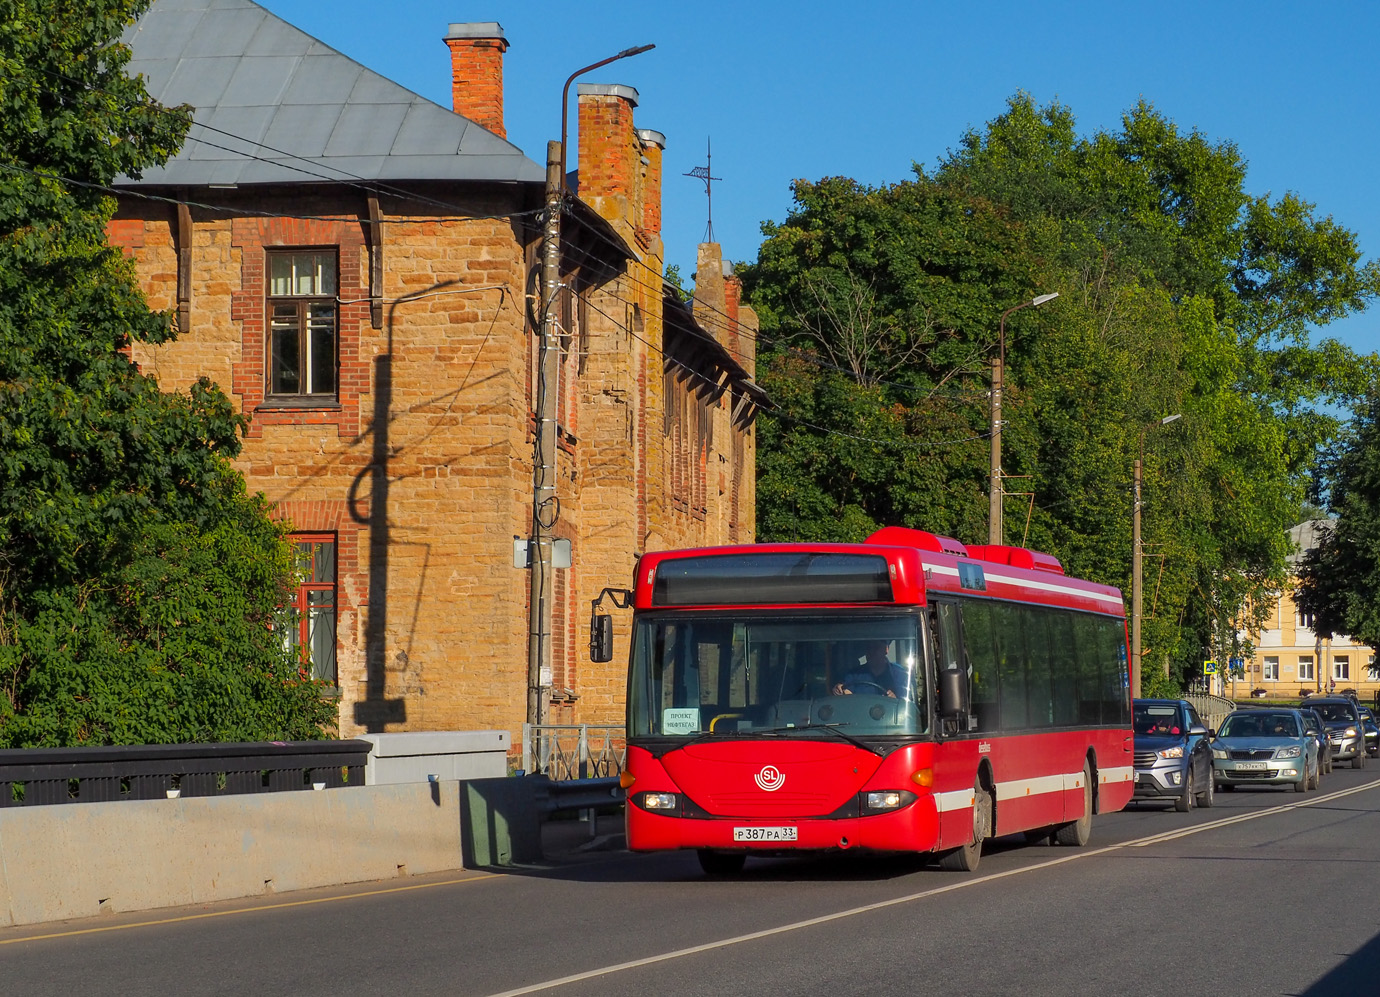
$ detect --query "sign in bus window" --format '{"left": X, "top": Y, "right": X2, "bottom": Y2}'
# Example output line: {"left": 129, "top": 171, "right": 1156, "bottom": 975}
{"left": 662, "top": 708, "right": 700, "bottom": 735}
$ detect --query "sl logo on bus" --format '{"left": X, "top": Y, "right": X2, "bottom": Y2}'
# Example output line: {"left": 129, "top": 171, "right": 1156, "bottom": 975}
{"left": 754, "top": 765, "right": 786, "bottom": 792}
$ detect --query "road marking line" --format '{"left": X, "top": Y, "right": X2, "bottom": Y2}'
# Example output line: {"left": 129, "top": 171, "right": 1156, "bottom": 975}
{"left": 486, "top": 777, "right": 1380, "bottom": 997}
{"left": 0, "top": 873, "right": 502, "bottom": 946}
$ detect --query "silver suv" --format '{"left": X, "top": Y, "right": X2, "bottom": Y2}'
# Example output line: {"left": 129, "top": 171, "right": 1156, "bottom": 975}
{"left": 1306, "top": 697, "right": 1367, "bottom": 768}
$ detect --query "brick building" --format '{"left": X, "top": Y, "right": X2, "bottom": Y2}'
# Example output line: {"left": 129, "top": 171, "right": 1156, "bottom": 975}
{"left": 112, "top": 0, "right": 762, "bottom": 740}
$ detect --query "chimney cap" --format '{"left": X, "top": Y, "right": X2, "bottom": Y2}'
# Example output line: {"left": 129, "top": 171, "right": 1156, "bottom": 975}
{"left": 445, "top": 22, "right": 507, "bottom": 42}
{"left": 577, "top": 83, "right": 640, "bottom": 107}
{"left": 636, "top": 128, "right": 666, "bottom": 149}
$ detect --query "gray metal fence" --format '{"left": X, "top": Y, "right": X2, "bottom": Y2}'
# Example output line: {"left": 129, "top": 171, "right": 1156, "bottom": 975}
{"left": 521, "top": 724, "right": 625, "bottom": 781}
{"left": 1185, "top": 693, "right": 1236, "bottom": 733}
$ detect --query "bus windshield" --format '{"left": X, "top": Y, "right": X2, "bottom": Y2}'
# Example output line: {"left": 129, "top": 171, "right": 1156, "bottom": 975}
{"left": 628, "top": 613, "right": 926, "bottom": 738}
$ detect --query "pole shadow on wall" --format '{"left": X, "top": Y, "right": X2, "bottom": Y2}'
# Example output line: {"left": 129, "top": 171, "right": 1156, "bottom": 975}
{"left": 349, "top": 280, "right": 463, "bottom": 731}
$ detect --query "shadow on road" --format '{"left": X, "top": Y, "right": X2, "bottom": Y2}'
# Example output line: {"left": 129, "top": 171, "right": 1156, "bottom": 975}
{"left": 1296, "top": 928, "right": 1380, "bottom": 994}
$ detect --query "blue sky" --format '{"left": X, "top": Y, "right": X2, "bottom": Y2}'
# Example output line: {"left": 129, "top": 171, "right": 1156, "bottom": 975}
{"left": 256, "top": 0, "right": 1380, "bottom": 357}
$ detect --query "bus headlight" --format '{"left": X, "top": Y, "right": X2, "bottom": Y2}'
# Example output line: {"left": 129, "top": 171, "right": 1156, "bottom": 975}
{"left": 640, "top": 792, "right": 678, "bottom": 810}
{"left": 862, "top": 790, "right": 916, "bottom": 813}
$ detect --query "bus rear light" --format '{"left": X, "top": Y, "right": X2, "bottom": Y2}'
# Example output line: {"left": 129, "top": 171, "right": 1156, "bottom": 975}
{"left": 911, "top": 768, "right": 934, "bottom": 788}
{"left": 641, "top": 792, "right": 678, "bottom": 810}
{"left": 619, "top": 771, "right": 637, "bottom": 789}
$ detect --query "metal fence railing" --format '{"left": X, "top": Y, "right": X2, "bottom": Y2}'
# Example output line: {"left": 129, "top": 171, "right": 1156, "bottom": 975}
{"left": 521, "top": 724, "right": 625, "bottom": 781}
{"left": 1185, "top": 693, "right": 1236, "bottom": 734}
{"left": 0, "top": 740, "right": 371, "bottom": 807}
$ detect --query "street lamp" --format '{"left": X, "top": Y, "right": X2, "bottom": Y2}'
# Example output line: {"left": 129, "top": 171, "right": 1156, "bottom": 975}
{"left": 989, "top": 292, "right": 1058, "bottom": 545}
{"left": 528, "top": 43, "right": 654, "bottom": 730}
{"left": 1131, "top": 413, "right": 1181, "bottom": 698}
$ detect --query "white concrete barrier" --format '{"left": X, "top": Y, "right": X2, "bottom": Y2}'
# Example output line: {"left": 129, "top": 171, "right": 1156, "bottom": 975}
{"left": 358, "top": 730, "right": 509, "bottom": 785}
{"left": 0, "top": 781, "right": 462, "bottom": 927}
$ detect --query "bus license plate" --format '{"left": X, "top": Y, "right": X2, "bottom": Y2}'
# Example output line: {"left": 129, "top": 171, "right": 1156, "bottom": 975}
{"left": 733, "top": 826, "right": 797, "bottom": 842}
{"left": 1235, "top": 762, "right": 1267, "bottom": 771}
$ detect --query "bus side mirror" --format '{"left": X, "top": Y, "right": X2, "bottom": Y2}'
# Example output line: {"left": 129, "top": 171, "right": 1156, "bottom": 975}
{"left": 590, "top": 613, "right": 614, "bottom": 662}
{"left": 938, "top": 668, "right": 968, "bottom": 718}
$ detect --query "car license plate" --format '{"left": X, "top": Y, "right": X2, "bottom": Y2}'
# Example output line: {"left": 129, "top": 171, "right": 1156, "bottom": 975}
{"left": 733, "top": 826, "right": 797, "bottom": 842}
{"left": 1235, "top": 762, "right": 1268, "bottom": 771}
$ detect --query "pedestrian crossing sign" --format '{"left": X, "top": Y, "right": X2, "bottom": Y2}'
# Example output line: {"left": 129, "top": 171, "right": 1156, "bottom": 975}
{"left": 1204, "top": 659, "right": 1218, "bottom": 675}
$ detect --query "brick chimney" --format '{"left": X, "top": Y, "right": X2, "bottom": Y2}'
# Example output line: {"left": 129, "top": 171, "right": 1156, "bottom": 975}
{"left": 636, "top": 129, "right": 665, "bottom": 240}
{"left": 444, "top": 22, "right": 508, "bottom": 137}
{"left": 577, "top": 84, "right": 639, "bottom": 221}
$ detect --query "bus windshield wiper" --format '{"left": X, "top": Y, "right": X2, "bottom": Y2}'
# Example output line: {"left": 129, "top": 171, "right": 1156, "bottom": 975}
{"left": 744, "top": 723, "right": 885, "bottom": 756}
{"left": 662, "top": 723, "right": 884, "bottom": 756}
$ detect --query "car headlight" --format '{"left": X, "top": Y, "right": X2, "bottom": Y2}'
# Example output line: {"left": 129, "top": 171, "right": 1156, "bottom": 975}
{"left": 640, "top": 792, "right": 678, "bottom": 810}
{"left": 1212, "top": 748, "right": 1228, "bottom": 759}
{"left": 1345, "top": 727, "right": 1359, "bottom": 737}
{"left": 1276, "top": 745, "right": 1302, "bottom": 758}
{"left": 1157, "top": 746, "right": 1185, "bottom": 759}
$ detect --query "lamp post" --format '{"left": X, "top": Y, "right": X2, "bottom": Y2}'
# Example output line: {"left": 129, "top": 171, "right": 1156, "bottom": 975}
{"left": 1131, "top": 413, "right": 1181, "bottom": 698}
{"left": 989, "top": 292, "right": 1058, "bottom": 545}
{"left": 528, "top": 43, "right": 654, "bottom": 730}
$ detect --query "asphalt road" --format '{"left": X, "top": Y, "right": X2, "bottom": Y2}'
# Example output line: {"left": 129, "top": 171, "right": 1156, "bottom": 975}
{"left": 5, "top": 768, "right": 1380, "bottom": 997}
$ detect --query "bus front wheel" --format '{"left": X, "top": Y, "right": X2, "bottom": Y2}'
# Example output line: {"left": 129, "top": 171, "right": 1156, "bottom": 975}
{"left": 1054, "top": 763, "right": 1093, "bottom": 847}
{"left": 938, "top": 783, "right": 991, "bottom": 872}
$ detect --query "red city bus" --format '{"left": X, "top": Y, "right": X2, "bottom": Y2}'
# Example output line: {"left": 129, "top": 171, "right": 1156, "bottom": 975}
{"left": 591, "top": 526, "right": 1134, "bottom": 874}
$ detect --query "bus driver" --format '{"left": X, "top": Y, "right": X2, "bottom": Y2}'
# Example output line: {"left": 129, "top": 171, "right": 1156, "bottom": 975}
{"left": 833, "top": 640, "right": 907, "bottom": 698}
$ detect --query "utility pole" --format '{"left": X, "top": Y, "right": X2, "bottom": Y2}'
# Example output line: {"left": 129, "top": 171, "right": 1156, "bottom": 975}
{"left": 989, "top": 292, "right": 1057, "bottom": 546}
{"left": 527, "top": 140, "right": 562, "bottom": 729}
{"left": 1131, "top": 412, "right": 1181, "bottom": 698}
{"left": 988, "top": 348, "right": 1004, "bottom": 546}
{"left": 1131, "top": 457, "right": 1143, "bottom": 698}
{"left": 527, "top": 43, "right": 654, "bottom": 731}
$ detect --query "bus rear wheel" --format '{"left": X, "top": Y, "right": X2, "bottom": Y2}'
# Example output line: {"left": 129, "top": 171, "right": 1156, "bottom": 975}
{"left": 939, "top": 783, "right": 991, "bottom": 872}
{"left": 697, "top": 849, "right": 746, "bottom": 876}
{"left": 1054, "top": 763, "right": 1093, "bottom": 847}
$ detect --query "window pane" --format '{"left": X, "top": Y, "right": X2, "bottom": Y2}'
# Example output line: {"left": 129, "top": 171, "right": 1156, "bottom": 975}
{"left": 313, "top": 541, "right": 335, "bottom": 582}
{"left": 270, "top": 254, "right": 294, "bottom": 296}
{"left": 993, "top": 603, "right": 1028, "bottom": 730}
{"left": 307, "top": 303, "right": 337, "bottom": 394}
{"left": 1023, "top": 608, "right": 1055, "bottom": 728}
{"left": 960, "top": 600, "right": 1000, "bottom": 733}
{"left": 308, "top": 603, "right": 336, "bottom": 682}
{"left": 271, "top": 304, "right": 301, "bottom": 394}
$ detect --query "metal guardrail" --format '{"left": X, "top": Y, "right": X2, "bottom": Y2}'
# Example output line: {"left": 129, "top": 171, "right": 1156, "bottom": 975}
{"left": 1185, "top": 693, "right": 1236, "bottom": 733}
{"left": 538, "top": 775, "right": 623, "bottom": 814}
{"left": 522, "top": 724, "right": 625, "bottom": 781}
{"left": 0, "top": 740, "right": 370, "bottom": 807}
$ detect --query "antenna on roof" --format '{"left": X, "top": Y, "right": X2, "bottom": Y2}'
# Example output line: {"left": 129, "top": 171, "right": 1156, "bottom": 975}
{"left": 684, "top": 137, "right": 721, "bottom": 243}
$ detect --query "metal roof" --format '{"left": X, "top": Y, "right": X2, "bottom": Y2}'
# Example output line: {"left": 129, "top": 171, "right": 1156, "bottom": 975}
{"left": 117, "top": 0, "right": 543, "bottom": 188}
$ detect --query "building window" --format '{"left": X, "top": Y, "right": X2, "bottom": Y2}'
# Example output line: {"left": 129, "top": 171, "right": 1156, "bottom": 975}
{"left": 1369, "top": 654, "right": 1377, "bottom": 680}
{"left": 1263, "top": 656, "right": 1279, "bottom": 681}
{"left": 268, "top": 251, "right": 337, "bottom": 398}
{"left": 289, "top": 534, "right": 337, "bottom": 683}
{"left": 1297, "top": 655, "right": 1314, "bottom": 681}
{"left": 1333, "top": 655, "right": 1350, "bottom": 681}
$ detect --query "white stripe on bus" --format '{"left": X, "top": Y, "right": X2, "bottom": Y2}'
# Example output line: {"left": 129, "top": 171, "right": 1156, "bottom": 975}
{"left": 933, "top": 765, "right": 1132, "bottom": 812}
{"left": 926, "top": 562, "right": 1124, "bottom": 608}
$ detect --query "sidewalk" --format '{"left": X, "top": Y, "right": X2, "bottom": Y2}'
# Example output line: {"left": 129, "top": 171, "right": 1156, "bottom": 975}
{"left": 540, "top": 814, "right": 626, "bottom": 861}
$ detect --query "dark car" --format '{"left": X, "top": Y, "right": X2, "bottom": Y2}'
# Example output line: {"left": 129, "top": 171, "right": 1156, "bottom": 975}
{"left": 1132, "top": 698, "right": 1215, "bottom": 811}
{"left": 1306, "top": 697, "right": 1367, "bottom": 768}
{"left": 1359, "top": 707, "right": 1379, "bottom": 757}
{"left": 1301, "top": 708, "right": 1333, "bottom": 776}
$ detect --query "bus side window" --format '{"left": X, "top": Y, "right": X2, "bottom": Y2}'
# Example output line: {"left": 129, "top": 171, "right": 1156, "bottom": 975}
{"left": 960, "top": 600, "right": 1000, "bottom": 732}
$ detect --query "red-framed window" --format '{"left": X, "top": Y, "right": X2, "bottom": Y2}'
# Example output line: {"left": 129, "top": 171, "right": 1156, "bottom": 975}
{"left": 289, "top": 534, "right": 337, "bottom": 683}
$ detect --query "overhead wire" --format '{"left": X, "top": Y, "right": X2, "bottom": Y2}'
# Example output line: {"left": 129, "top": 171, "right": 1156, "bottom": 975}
{"left": 575, "top": 287, "right": 993, "bottom": 451}
{"left": 555, "top": 228, "right": 994, "bottom": 403}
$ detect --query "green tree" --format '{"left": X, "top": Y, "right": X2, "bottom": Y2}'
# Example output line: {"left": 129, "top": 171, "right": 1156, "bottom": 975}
{"left": 1296, "top": 395, "right": 1380, "bottom": 651}
{"left": 742, "top": 94, "right": 1380, "bottom": 690}
{"left": 0, "top": 0, "right": 336, "bottom": 746}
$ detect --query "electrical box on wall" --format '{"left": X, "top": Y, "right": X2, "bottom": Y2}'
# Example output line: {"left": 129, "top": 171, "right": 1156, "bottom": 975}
{"left": 513, "top": 538, "right": 571, "bottom": 569}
